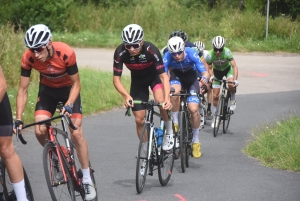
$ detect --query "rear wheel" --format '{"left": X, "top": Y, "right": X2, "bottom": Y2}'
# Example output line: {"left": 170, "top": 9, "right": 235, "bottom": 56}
{"left": 223, "top": 91, "right": 231, "bottom": 133}
{"left": 136, "top": 123, "right": 150, "bottom": 194}
{"left": 43, "top": 143, "right": 76, "bottom": 201}
{"left": 178, "top": 111, "right": 187, "bottom": 173}
{"left": 1, "top": 160, "right": 34, "bottom": 201}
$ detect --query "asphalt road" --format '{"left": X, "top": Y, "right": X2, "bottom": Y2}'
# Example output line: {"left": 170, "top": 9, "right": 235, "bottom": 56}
{"left": 15, "top": 49, "right": 300, "bottom": 201}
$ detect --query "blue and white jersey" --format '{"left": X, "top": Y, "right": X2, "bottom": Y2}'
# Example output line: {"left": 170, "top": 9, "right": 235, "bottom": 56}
{"left": 163, "top": 47, "right": 206, "bottom": 74}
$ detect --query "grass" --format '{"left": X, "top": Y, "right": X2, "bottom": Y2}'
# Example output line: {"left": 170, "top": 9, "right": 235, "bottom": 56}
{"left": 243, "top": 115, "right": 300, "bottom": 172}
{"left": 7, "top": 68, "right": 130, "bottom": 123}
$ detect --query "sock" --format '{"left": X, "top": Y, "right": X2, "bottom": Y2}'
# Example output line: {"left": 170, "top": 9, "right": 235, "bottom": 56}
{"left": 231, "top": 93, "right": 235, "bottom": 100}
{"left": 212, "top": 106, "right": 216, "bottom": 115}
{"left": 82, "top": 168, "right": 92, "bottom": 183}
{"left": 165, "top": 120, "right": 173, "bottom": 134}
{"left": 12, "top": 179, "right": 28, "bottom": 201}
{"left": 208, "top": 103, "right": 211, "bottom": 111}
{"left": 172, "top": 112, "right": 179, "bottom": 124}
{"left": 192, "top": 128, "right": 199, "bottom": 143}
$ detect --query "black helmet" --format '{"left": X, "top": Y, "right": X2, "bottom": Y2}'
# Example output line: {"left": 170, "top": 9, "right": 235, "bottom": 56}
{"left": 169, "top": 30, "right": 188, "bottom": 42}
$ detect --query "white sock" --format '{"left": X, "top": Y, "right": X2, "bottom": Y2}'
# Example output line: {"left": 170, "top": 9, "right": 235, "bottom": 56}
{"left": 231, "top": 93, "right": 235, "bottom": 100}
{"left": 192, "top": 128, "right": 199, "bottom": 143}
{"left": 12, "top": 179, "right": 28, "bottom": 201}
{"left": 82, "top": 168, "right": 92, "bottom": 183}
{"left": 212, "top": 106, "right": 216, "bottom": 115}
{"left": 172, "top": 112, "right": 179, "bottom": 124}
{"left": 165, "top": 120, "right": 173, "bottom": 134}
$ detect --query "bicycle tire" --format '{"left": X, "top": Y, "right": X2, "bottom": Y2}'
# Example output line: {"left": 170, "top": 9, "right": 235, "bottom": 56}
{"left": 178, "top": 111, "right": 187, "bottom": 173}
{"left": 43, "top": 143, "right": 76, "bottom": 201}
{"left": 0, "top": 160, "right": 34, "bottom": 201}
{"left": 185, "top": 122, "right": 193, "bottom": 167}
{"left": 223, "top": 91, "right": 231, "bottom": 133}
{"left": 158, "top": 145, "right": 174, "bottom": 186}
{"left": 70, "top": 140, "right": 98, "bottom": 201}
{"left": 213, "top": 97, "right": 224, "bottom": 137}
{"left": 136, "top": 123, "right": 150, "bottom": 194}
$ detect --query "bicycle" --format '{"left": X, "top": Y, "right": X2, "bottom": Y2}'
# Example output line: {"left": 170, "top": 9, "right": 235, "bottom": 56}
{"left": 20, "top": 103, "right": 98, "bottom": 201}
{"left": 170, "top": 88, "right": 204, "bottom": 173}
{"left": 125, "top": 100, "right": 175, "bottom": 194}
{"left": 212, "top": 78, "right": 234, "bottom": 137}
{"left": 0, "top": 130, "right": 34, "bottom": 201}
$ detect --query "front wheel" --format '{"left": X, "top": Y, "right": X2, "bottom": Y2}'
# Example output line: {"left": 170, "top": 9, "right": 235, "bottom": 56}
{"left": 158, "top": 148, "right": 174, "bottom": 186}
{"left": 43, "top": 143, "right": 76, "bottom": 201}
{"left": 213, "top": 97, "right": 224, "bottom": 137}
{"left": 136, "top": 123, "right": 150, "bottom": 194}
{"left": 178, "top": 111, "right": 187, "bottom": 173}
{"left": 0, "top": 160, "right": 34, "bottom": 201}
{"left": 223, "top": 91, "right": 231, "bottom": 133}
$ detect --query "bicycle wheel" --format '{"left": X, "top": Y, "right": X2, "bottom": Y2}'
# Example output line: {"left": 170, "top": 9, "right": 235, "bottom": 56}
{"left": 43, "top": 143, "right": 76, "bottom": 201}
{"left": 158, "top": 147, "right": 174, "bottom": 186}
{"left": 70, "top": 140, "right": 98, "bottom": 201}
{"left": 0, "top": 160, "right": 34, "bottom": 201}
{"left": 136, "top": 123, "right": 150, "bottom": 194}
{"left": 213, "top": 97, "right": 224, "bottom": 137}
{"left": 178, "top": 111, "right": 187, "bottom": 173}
{"left": 223, "top": 91, "right": 231, "bottom": 133}
{"left": 185, "top": 123, "right": 193, "bottom": 168}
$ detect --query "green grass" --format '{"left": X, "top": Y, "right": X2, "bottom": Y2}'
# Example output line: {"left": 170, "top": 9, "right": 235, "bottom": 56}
{"left": 7, "top": 69, "right": 130, "bottom": 123}
{"left": 243, "top": 115, "right": 300, "bottom": 172}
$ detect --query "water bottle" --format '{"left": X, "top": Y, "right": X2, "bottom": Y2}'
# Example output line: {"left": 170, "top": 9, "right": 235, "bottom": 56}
{"left": 154, "top": 127, "right": 163, "bottom": 147}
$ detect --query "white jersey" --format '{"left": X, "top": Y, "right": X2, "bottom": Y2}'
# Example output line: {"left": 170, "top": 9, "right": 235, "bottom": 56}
{"left": 203, "top": 50, "right": 209, "bottom": 61}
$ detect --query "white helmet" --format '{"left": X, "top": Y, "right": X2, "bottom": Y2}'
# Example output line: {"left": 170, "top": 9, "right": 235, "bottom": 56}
{"left": 167, "top": 36, "right": 185, "bottom": 53}
{"left": 212, "top": 36, "right": 226, "bottom": 49}
{"left": 24, "top": 24, "right": 52, "bottom": 48}
{"left": 194, "top": 41, "right": 205, "bottom": 52}
{"left": 121, "top": 24, "right": 144, "bottom": 44}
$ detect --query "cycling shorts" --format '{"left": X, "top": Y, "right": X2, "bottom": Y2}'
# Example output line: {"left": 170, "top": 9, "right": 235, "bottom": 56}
{"left": 35, "top": 84, "right": 82, "bottom": 119}
{"left": 130, "top": 74, "right": 162, "bottom": 111}
{"left": 212, "top": 66, "right": 234, "bottom": 88}
{"left": 0, "top": 93, "right": 13, "bottom": 136}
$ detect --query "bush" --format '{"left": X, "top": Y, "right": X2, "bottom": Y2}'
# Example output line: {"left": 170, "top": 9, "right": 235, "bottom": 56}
{"left": 0, "top": 0, "right": 73, "bottom": 32}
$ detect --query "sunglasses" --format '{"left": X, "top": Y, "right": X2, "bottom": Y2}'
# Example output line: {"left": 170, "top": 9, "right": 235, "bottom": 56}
{"left": 29, "top": 46, "right": 46, "bottom": 54}
{"left": 171, "top": 51, "right": 183, "bottom": 56}
{"left": 124, "top": 43, "right": 141, "bottom": 50}
{"left": 214, "top": 47, "right": 224, "bottom": 52}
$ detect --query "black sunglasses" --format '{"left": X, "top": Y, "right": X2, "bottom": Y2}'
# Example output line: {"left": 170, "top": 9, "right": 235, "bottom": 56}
{"left": 214, "top": 47, "right": 224, "bottom": 52}
{"left": 171, "top": 51, "right": 183, "bottom": 56}
{"left": 29, "top": 46, "right": 46, "bottom": 53}
{"left": 124, "top": 43, "right": 141, "bottom": 50}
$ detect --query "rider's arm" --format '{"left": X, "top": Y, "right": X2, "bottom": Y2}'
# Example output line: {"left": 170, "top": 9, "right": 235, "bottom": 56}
{"left": 191, "top": 51, "right": 210, "bottom": 81}
{"left": 66, "top": 72, "right": 81, "bottom": 106}
{"left": 113, "top": 75, "right": 130, "bottom": 100}
{"left": 0, "top": 66, "right": 7, "bottom": 102}
{"left": 230, "top": 59, "right": 239, "bottom": 81}
{"left": 16, "top": 76, "right": 30, "bottom": 120}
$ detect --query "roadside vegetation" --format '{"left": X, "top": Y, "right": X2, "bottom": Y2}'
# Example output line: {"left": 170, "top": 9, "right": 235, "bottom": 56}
{"left": 0, "top": 0, "right": 299, "bottom": 171}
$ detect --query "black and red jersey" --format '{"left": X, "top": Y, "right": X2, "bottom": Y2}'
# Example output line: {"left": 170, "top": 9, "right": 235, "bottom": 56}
{"left": 113, "top": 41, "right": 165, "bottom": 78}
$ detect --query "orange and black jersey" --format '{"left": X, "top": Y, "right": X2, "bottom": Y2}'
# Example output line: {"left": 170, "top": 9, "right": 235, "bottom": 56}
{"left": 113, "top": 41, "right": 165, "bottom": 78}
{"left": 21, "top": 42, "right": 78, "bottom": 88}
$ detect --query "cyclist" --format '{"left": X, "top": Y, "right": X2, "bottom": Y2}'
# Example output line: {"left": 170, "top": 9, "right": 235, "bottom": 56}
{"left": 160, "top": 30, "right": 197, "bottom": 56}
{"left": 113, "top": 24, "right": 174, "bottom": 152}
{"left": 0, "top": 66, "right": 28, "bottom": 201}
{"left": 14, "top": 24, "right": 96, "bottom": 200}
{"left": 163, "top": 36, "right": 210, "bottom": 158}
{"left": 206, "top": 36, "right": 239, "bottom": 128}
{"left": 194, "top": 41, "right": 213, "bottom": 120}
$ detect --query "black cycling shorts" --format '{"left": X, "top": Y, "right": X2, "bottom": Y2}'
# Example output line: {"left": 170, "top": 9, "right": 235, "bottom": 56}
{"left": 35, "top": 84, "right": 82, "bottom": 118}
{"left": 0, "top": 93, "right": 13, "bottom": 136}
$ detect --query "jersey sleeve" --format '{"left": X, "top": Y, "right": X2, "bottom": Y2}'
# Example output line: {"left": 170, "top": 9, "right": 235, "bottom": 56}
{"left": 189, "top": 50, "right": 206, "bottom": 74}
{"left": 65, "top": 50, "right": 78, "bottom": 75}
{"left": 113, "top": 45, "right": 124, "bottom": 76}
{"left": 206, "top": 50, "right": 214, "bottom": 65}
{"left": 148, "top": 44, "right": 165, "bottom": 74}
{"left": 21, "top": 51, "right": 33, "bottom": 77}
{"left": 162, "top": 53, "right": 171, "bottom": 73}
{"left": 225, "top": 48, "right": 234, "bottom": 61}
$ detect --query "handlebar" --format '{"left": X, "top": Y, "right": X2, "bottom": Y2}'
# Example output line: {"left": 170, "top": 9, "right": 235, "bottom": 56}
{"left": 125, "top": 100, "right": 163, "bottom": 116}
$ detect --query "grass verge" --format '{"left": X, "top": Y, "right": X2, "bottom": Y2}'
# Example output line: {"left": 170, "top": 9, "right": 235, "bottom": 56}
{"left": 7, "top": 68, "right": 130, "bottom": 123}
{"left": 243, "top": 115, "right": 300, "bottom": 172}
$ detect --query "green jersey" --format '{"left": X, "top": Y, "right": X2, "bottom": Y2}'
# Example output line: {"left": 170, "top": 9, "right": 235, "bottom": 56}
{"left": 206, "top": 47, "right": 234, "bottom": 71}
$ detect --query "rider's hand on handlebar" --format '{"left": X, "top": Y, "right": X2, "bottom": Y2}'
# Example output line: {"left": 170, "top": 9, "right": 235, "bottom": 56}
{"left": 62, "top": 105, "right": 73, "bottom": 117}
{"left": 124, "top": 96, "right": 134, "bottom": 108}
{"left": 162, "top": 101, "right": 172, "bottom": 110}
{"left": 209, "top": 76, "right": 215, "bottom": 83}
{"left": 13, "top": 119, "right": 24, "bottom": 134}
{"left": 233, "top": 80, "right": 239, "bottom": 87}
